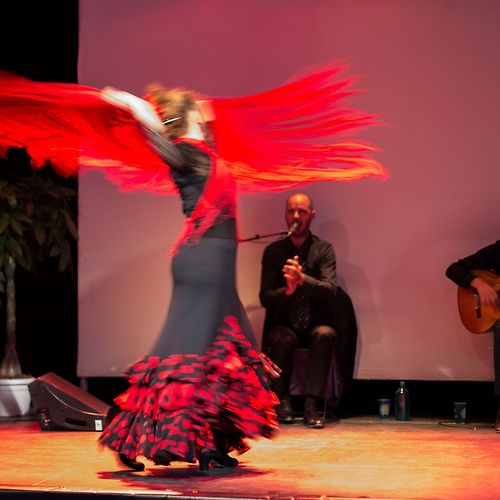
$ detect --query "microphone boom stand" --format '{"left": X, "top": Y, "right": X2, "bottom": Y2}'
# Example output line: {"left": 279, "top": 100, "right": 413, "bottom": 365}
{"left": 238, "top": 230, "right": 287, "bottom": 243}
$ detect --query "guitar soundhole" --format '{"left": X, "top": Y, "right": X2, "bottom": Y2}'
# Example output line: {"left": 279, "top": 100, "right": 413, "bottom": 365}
{"left": 473, "top": 292, "right": 481, "bottom": 318}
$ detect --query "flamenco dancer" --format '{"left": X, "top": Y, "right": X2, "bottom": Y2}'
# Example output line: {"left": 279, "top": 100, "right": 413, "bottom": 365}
{"left": 0, "top": 64, "right": 388, "bottom": 472}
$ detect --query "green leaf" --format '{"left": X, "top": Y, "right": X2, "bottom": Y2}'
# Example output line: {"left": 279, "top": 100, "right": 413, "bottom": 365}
{"left": 46, "top": 187, "right": 62, "bottom": 199}
{"left": 6, "top": 237, "right": 23, "bottom": 258}
{"left": 58, "top": 241, "right": 70, "bottom": 271}
{"left": 34, "top": 224, "right": 47, "bottom": 245}
{"left": 10, "top": 218, "right": 23, "bottom": 236}
{"left": 49, "top": 245, "right": 61, "bottom": 257}
{"left": 15, "top": 253, "right": 31, "bottom": 272}
{"left": 62, "top": 188, "right": 77, "bottom": 198}
{"left": 0, "top": 219, "right": 9, "bottom": 234}
{"left": 50, "top": 210, "right": 59, "bottom": 224}
{"left": 16, "top": 214, "right": 31, "bottom": 223}
{"left": 63, "top": 212, "right": 78, "bottom": 240}
{"left": 6, "top": 195, "right": 17, "bottom": 208}
{"left": 50, "top": 227, "right": 62, "bottom": 242}
{"left": 26, "top": 201, "right": 35, "bottom": 217}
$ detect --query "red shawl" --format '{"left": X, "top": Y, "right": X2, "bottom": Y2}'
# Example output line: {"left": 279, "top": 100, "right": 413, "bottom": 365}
{"left": 0, "top": 64, "right": 387, "bottom": 248}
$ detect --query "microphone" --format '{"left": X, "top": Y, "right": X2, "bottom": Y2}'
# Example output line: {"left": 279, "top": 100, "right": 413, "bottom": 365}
{"left": 286, "top": 222, "right": 299, "bottom": 237}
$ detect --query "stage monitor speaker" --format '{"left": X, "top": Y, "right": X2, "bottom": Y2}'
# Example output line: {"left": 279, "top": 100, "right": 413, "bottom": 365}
{"left": 29, "top": 372, "right": 112, "bottom": 431}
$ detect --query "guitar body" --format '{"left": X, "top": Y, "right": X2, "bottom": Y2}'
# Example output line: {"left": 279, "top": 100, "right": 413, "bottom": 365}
{"left": 457, "top": 270, "right": 500, "bottom": 334}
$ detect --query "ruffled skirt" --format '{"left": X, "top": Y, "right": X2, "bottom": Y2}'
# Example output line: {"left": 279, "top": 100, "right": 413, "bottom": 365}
{"left": 98, "top": 317, "right": 278, "bottom": 463}
{"left": 98, "top": 237, "right": 279, "bottom": 464}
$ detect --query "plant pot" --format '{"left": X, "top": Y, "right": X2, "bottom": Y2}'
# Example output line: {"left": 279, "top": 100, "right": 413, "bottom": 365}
{"left": 0, "top": 377, "right": 35, "bottom": 417}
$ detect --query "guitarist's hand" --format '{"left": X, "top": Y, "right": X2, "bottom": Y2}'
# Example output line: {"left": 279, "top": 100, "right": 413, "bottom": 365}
{"left": 471, "top": 277, "right": 500, "bottom": 309}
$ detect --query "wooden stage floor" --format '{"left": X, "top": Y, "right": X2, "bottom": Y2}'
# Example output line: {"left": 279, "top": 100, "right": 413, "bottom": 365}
{"left": 0, "top": 415, "right": 499, "bottom": 500}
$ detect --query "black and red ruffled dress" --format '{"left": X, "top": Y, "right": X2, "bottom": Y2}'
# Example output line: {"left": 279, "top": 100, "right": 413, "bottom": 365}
{"left": 97, "top": 137, "right": 279, "bottom": 466}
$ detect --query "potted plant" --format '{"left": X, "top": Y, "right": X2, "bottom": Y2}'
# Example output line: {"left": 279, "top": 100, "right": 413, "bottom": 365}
{"left": 0, "top": 150, "right": 77, "bottom": 417}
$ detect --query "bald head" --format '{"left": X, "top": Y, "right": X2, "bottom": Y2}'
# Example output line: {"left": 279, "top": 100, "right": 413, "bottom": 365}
{"left": 285, "top": 193, "right": 314, "bottom": 211}
{"left": 285, "top": 193, "right": 316, "bottom": 240}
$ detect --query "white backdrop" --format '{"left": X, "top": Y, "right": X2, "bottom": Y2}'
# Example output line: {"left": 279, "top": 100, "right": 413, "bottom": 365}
{"left": 77, "top": 0, "right": 500, "bottom": 380}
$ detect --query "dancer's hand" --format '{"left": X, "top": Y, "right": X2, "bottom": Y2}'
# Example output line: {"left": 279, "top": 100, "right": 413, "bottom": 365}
{"left": 101, "top": 87, "right": 132, "bottom": 108}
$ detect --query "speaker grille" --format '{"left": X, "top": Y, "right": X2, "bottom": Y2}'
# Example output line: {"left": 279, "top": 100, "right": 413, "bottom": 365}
{"left": 29, "top": 372, "right": 111, "bottom": 431}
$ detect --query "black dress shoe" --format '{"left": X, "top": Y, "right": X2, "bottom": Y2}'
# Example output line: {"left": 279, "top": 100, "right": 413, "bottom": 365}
{"left": 198, "top": 450, "right": 239, "bottom": 472}
{"left": 118, "top": 453, "right": 145, "bottom": 471}
{"left": 303, "top": 405, "right": 325, "bottom": 429}
{"left": 276, "top": 397, "right": 294, "bottom": 424}
{"left": 153, "top": 450, "right": 172, "bottom": 466}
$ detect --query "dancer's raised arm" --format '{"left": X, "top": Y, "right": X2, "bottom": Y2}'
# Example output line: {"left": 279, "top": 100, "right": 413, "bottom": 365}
{"left": 101, "top": 87, "right": 164, "bottom": 131}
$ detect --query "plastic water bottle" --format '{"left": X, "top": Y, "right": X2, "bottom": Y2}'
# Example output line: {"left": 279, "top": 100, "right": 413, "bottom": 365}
{"left": 394, "top": 381, "right": 410, "bottom": 421}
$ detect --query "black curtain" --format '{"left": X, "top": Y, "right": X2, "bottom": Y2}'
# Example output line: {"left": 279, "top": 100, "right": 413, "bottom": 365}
{"left": 0, "top": 1, "right": 78, "bottom": 82}
{"left": 0, "top": 1, "right": 79, "bottom": 384}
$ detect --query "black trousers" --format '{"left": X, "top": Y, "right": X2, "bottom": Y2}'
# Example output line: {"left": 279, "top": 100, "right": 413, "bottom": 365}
{"left": 267, "top": 324, "right": 337, "bottom": 400}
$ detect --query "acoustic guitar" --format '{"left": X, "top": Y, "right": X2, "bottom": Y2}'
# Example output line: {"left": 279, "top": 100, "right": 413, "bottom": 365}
{"left": 457, "top": 270, "right": 500, "bottom": 333}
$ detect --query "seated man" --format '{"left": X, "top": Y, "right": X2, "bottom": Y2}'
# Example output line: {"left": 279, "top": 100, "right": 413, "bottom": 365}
{"left": 445, "top": 240, "right": 500, "bottom": 431}
{"left": 259, "top": 192, "right": 338, "bottom": 429}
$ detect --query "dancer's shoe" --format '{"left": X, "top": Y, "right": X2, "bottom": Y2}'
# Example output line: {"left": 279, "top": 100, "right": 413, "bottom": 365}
{"left": 152, "top": 450, "right": 172, "bottom": 466}
{"left": 260, "top": 353, "right": 282, "bottom": 380}
{"left": 118, "top": 453, "right": 145, "bottom": 471}
{"left": 198, "top": 450, "right": 238, "bottom": 472}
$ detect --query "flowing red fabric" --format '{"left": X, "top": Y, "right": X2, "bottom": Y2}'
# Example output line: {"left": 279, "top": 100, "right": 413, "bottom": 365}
{"left": 0, "top": 71, "right": 175, "bottom": 193}
{"left": 0, "top": 65, "right": 388, "bottom": 249}
{"left": 211, "top": 64, "right": 388, "bottom": 192}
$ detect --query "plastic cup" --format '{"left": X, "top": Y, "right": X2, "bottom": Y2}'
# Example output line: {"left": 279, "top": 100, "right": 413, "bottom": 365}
{"left": 453, "top": 401, "right": 466, "bottom": 424}
{"left": 377, "top": 398, "right": 391, "bottom": 419}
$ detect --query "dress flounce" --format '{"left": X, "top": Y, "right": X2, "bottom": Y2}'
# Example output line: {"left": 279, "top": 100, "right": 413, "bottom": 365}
{"left": 98, "top": 316, "right": 279, "bottom": 464}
